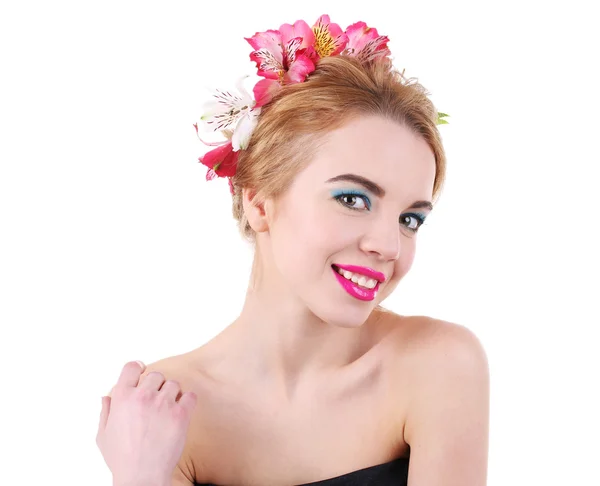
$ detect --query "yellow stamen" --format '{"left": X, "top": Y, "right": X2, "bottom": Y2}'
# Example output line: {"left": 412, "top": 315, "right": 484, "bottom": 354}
{"left": 313, "top": 22, "right": 337, "bottom": 57}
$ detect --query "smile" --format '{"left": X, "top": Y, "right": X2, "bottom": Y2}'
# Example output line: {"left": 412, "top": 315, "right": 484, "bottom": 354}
{"left": 332, "top": 264, "right": 381, "bottom": 301}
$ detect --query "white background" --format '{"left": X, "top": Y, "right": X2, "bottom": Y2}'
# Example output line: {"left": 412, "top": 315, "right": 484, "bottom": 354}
{"left": 1, "top": 1, "right": 599, "bottom": 485}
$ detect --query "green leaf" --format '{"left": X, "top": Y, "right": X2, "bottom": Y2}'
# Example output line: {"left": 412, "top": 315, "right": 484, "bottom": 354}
{"left": 436, "top": 112, "right": 450, "bottom": 125}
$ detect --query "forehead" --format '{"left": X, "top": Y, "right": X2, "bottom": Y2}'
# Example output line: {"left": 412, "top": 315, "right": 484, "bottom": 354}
{"left": 301, "top": 115, "right": 436, "bottom": 197}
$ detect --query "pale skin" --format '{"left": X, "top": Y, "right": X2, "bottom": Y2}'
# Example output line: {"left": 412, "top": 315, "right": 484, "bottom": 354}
{"left": 98, "top": 115, "right": 490, "bottom": 486}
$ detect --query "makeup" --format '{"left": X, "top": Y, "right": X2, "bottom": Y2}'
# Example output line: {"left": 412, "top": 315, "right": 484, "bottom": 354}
{"left": 330, "top": 188, "right": 371, "bottom": 210}
{"left": 334, "top": 264, "right": 385, "bottom": 282}
{"left": 332, "top": 266, "right": 380, "bottom": 301}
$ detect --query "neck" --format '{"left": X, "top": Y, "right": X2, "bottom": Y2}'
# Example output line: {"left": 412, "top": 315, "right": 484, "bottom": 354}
{"left": 203, "top": 259, "right": 381, "bottom": 405}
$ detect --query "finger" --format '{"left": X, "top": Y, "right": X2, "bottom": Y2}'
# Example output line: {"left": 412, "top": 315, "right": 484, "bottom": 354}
{"left": 98, "top": 395, "right": 111, "bottom": 431}
{"left": 159, "top": 379, "right": 181, "bottom": 400}
{"left": 139, "top": 371, "right": 166, "bottom": 390}
{"left": 115, "top": 361, "right": 146, "bottom": 391}
{"left": 178, "top": 391, "right": 198, "bottom": 415}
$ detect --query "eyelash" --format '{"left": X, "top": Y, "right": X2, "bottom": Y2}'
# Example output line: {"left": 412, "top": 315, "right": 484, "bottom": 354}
{"left": 333, "top": 191, "right": 427, "bottom": 233}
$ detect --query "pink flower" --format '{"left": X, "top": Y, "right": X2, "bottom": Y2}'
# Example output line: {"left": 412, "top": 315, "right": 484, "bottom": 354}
{"left": 279, "top": 19, "right": 318, "bottom": 62}
{"left": 245, "top": 15, "right": 352, "bottom": 107}
{"left": 245, "top": 27, "right": 315, "bottom": 85}
{"left": 311, "top": 15, "right": 348, "bottom": 58}
{"left": 342, "top": 21, "right": 391, "bottom": 62}
{"left": 252, "top": 78, "right": 281, "bottom": 108}
{"left": 198, "top": 141, "right": 239, "bottom": 180}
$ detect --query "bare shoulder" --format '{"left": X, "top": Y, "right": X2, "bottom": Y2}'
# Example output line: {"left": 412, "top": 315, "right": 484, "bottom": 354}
{"left": 403, "top": 314, "right": 488, "bottom": 376}
{"left": 379, "top": 310, "right": 487, "bottom": 369}
{"left": 391, "top": 314, "right": 490, "bottom": 485}
{"left": 382, "top": 311, "right": 489, "bottom": 399}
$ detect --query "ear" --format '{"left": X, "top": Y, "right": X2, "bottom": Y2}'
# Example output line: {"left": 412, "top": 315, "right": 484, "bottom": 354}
{"left": 242, "top": 187, "right": 274, "bottom": 234}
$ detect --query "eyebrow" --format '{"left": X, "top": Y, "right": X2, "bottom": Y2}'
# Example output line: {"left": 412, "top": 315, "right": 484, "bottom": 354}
{"left": 325, "top": 173, "right": 434, "bottom": 211}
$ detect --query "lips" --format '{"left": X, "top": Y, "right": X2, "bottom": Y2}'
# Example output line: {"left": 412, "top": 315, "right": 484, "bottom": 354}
{"left": 332, "top": 266, "right": 380, "bottom": 301}
{"left": 332, "top": 264, "right": 386, "bottom": 283}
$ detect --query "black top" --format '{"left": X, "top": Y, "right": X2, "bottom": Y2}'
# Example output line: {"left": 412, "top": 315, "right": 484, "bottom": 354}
{"left": 195, "top": 456, "right": 409, "bottom": 485}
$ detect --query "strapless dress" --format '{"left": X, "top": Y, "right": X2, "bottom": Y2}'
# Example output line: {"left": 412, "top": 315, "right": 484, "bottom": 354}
{"left": 195, "top": 455, "right": 409, "bottom": 485}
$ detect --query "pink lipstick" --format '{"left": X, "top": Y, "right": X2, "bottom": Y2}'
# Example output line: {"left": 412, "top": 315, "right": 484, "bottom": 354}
{"left": 332, "top": 264, "right": 382, "bottom": 301}
{"left": 333, "top": 264, "right": 386, "bottom": 283}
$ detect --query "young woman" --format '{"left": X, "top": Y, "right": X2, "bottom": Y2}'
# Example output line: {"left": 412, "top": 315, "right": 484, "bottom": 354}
{"left": 97, "top": 15, "right": 489, "bottom": 486}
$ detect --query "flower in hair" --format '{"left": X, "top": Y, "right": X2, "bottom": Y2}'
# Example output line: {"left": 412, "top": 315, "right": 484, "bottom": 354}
{"left": 246, "top": 24, "right": 316, "bottom": 86}
{"left": 197, "top": 75, "right": 260, "bottom": 151}
{"left": 195, "top": 14, "right": 448, "bottom": 194}
{"left": 342, "top": 21, "right": 391, "bottom": 62}
{"left": 193, "top": 75, "right": 261, "bottom": 193}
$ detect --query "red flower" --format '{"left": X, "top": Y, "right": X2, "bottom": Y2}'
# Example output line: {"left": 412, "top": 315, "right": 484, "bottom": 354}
{"left": 198, "top": 141, "right": 239, "bottom": 180}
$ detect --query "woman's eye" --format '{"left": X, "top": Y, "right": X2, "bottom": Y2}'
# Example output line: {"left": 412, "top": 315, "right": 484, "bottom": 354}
{"left": 400, "top": 213, "right": 425, "bottom": 232}
{"left": 335, "top": 193, "right": 370, "bottom": 210}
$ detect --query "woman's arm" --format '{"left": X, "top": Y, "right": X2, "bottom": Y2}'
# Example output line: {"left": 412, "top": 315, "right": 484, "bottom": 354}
{"left": 404, "top": 321, "right": 490, "bottom": 486}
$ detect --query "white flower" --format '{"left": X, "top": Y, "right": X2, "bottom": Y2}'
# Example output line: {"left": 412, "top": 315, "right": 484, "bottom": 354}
{"left": 232, "top": 107, "right": 260, "bottom": 150}
{"left": 199, "top": 75, "right": 260, "bottom": 150}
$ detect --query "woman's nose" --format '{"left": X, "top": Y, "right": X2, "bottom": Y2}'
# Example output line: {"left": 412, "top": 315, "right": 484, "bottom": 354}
{"left": 359, "top": 217, "right": 401, "bottom": 261}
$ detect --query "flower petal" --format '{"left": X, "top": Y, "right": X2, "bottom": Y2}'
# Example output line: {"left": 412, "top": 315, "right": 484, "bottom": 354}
{"left": 196, "top": 132, "right": 231, "bottom": 147}
{"left": 245, "top": 29, "right": 282, "bottom": 52}
{"left": 343, "top": 21, "right": 390, "bottom": 62}
{"left": 301, "top": 45, "right": 319, "bottom": 62}
{"left": 200, "top": 141, "right": 239, "bottom": 178}
{"left": 249, "top": 49, "right": 284, "bottom": 80}
{"left": 234, "top": 75, "right": 254, "bottom": 101}
{"left": 344, "top": 21, "right": 377, "bottom": 51}
{"left": 232, "top": 108, "right": 260, "bottom": 151}
{"left": 356, "top": 35, "right": 391, "bottom": 62}
{"left": 214, "top": 149, "right": 239, "bottom": 178}
{"left": 312, "top": 14, "right": 348, "bottom": 58}
{"left": 199, "top": 77, "right": 255, "bottom": 132}
{"left": 253, "top": 78, "right": 281, "bottom": 108}
{"left": 279, "top": 19, "right": 315, "bottom": 50}
{"left": 283, "top": 53, "right": 316, "bottom": 84}
{"left": 283, "top": 36, "right": 303, "bottom": 65}
{"left": 199, "top": 141, "right": 234, "bottom": 170}
{"left": 246, "top": 30, "right": 285, "bottom": 80}
{"left": 206, "top": 168, "right": 218, "bottom": 181}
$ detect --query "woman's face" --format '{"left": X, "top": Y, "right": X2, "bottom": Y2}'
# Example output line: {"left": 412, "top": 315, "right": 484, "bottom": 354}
{"left": 260, "top": 114, "right": 436, "bottom": 327}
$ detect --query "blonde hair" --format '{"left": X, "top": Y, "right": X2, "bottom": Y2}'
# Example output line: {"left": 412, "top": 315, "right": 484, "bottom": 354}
{"left": 231, "top": 55, "right": 447, "bottom": 244}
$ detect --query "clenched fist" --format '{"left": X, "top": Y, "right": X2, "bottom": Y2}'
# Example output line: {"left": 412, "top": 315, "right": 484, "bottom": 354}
{"left": 96, "top": 361, "right": 198, "bottom": 486}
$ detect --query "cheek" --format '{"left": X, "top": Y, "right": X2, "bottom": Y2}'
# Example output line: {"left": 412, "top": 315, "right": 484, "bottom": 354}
{"left": 392, "top": 246, "right": 416, "bottom": 281}
{"left": 376, "top": 250, "right": 416, "bottom": 303}
{"left": 289, "top": 203, "right": 345, "bottom": 247}
{"left": 399, "top": 252, "right": 415, "bottom": 275}
{"left": 272, "top": 204, "right": 333, "bottom": 268}
{"left": 276, "top": 206, "right": 350, "bottom": 283}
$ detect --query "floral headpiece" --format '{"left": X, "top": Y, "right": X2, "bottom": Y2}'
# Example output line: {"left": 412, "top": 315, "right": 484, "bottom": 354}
{"left": 194, "top": 14, "right": 449, "bottom": 195}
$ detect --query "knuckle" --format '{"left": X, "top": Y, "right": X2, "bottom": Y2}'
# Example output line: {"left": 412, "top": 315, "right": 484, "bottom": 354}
{"left": 164, "top": 379, "right": 180, "bottom": 388}
{"left": 134, "top": 387, "right": 155, "bottom": 402}
{"left": 171, "top": 404, "right": 190, "bottom": 421}
{"left": 146, "top": 371, "right": 165, "bottom": 381}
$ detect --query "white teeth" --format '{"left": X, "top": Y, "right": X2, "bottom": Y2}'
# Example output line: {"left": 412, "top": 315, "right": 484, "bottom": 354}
{"left": 335, "top": 267, "right": 378, "bottom": 289}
